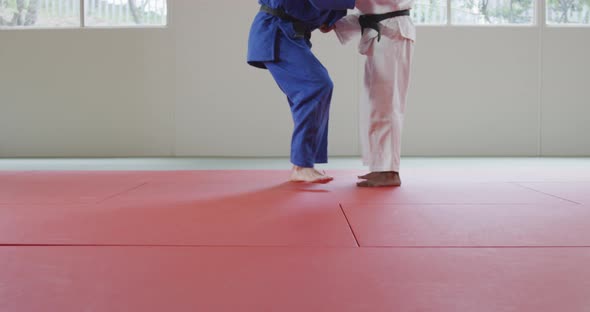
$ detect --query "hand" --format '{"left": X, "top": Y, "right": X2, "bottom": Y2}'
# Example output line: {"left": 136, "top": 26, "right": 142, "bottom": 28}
{"left": 319, "top": 24, "right": 335, "bottom": 33}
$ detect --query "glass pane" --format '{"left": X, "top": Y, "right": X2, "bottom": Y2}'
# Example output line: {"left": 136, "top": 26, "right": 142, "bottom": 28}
{"left": 452, "top": 0, "right": 535, "bottom": 24}
{"left": 84, "top": 0, "right": 167, "bottom": 27}
{"left": 413, "top": 0, "right": 448, "bottom": 24}
{"left": 547, "top": 0, "right": 590, "bottom": 24}
{"left": 0, "top": 0, "right": 81, "bottom": 28}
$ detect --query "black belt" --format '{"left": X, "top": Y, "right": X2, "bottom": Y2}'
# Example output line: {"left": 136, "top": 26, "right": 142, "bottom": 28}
{"left": 359, "top": 10, "right": 411, "bottom": 42}
{"left": 260, "top": 5, "right": 311, "bottom": 40}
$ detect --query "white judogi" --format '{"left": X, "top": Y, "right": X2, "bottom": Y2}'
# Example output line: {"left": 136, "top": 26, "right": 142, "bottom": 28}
{"left": 335, "top": 0, "right": 415, "bottom": 172}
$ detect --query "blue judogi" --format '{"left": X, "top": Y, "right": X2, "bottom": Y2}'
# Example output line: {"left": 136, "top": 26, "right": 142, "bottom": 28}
{"left": 247, "top": 0, "right": 355, "bottom": 168}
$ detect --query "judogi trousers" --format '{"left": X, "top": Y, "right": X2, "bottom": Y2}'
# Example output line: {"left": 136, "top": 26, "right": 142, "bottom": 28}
{"left": 336, "top": 15, "right": 415, "bottom": 172}
{"left": 264, "top": 32, "right": 334, "bottom": 168}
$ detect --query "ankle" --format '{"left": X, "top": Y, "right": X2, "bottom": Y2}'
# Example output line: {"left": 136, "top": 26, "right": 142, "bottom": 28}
{"left": 375, "top": 171, "right": 399, "bottom": 178}
{"left": 293, "top": 165, "right": 313, "bottom": 171}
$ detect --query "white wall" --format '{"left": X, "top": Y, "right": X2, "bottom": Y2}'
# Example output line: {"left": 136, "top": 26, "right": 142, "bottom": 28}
{"left": 541, "top": 28, "right": 590, "bottom": 156}
{"left": 0, "top": 28, "right": 175, "bottom": 157}
{"left": 404, "top": 27, "right": 541, "bottom": 156}
{"left": 0, "top": 0, "right": 588, "bottom": 158}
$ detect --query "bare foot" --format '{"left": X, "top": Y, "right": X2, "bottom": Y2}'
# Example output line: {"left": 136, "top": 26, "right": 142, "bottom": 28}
{"left": 357, "top": 172, "right": 401, "bottom": 187}
{"left": 358, "top": 172, "right": 380, "bottom": 180}
{"left": 290, "top": 166, "right": 334, "bottom": 184}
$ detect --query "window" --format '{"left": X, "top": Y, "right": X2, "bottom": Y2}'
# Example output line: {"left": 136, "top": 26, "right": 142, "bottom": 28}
{"left": 547, "top": 0, "right": 590, "bottom": 24}
{"left": 413, "top": 0, "right": 448, "bottom": 24}
{"left": 452, "top": 0, "right": 535, "bottom": 24}
{"left": 0, "top": 0, "right": 80, "bottom": 27}
{"left": 0, "top": 0, "right": 166, "bottom": 28}
{"left": 85, "top": 0, "right": 167, "bottom": 27}
{"left": 415, "top": 0, "right": 589, "bottom": 25}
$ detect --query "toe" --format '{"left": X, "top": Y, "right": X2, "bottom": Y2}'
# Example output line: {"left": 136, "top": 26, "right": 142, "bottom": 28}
{"left": 356, "top": 180, "right": 372, "bottom": 187}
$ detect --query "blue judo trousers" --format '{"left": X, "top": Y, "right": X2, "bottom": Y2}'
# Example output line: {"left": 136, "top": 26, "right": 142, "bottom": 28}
{"left": 247, "top": 0, "right": 355, "bottom": 168}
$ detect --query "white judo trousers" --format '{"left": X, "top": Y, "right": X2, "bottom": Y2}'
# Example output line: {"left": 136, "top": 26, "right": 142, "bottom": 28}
{"left": 335, "top": 0, "right": 415, "bottom": 172}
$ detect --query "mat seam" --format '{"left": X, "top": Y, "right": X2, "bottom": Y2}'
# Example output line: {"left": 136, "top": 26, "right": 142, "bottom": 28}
{"left": 513, "top": 182, "right": 582, "bottom": 205}
{"left": 96, "top": 182, "right": 150, "bottom": 204}
{"left": 339, "top": 203, "right": 361, "bottom": 248}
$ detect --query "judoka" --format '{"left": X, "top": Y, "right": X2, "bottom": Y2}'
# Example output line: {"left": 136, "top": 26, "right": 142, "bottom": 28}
{"left": 247, "top": 0, "right": 355, "bottom": 183}
{"left": 333, "top": 0, "right": 416, "bottom": 187}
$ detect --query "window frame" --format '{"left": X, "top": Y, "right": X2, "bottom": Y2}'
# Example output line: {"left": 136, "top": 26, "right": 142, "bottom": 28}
{"left": 0, "top": 0, "right": 168, "bottom": 30}
{"left": 1, "top": 0, "right": 589, "bottom": 29}
{"left": 411, "top": 0, "right": 590, "bottom": 27}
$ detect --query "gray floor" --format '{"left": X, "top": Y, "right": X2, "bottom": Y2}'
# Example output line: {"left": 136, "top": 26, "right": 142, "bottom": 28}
{"left": 1, "top": 157, "right": 589, "bottom": 171}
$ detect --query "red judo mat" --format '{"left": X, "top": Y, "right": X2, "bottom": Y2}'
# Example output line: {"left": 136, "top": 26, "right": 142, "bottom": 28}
{"left": 1, "top": 170, "right": 590, "bottom": 311}
{"left": 2, "top": 247, "right": 590, "bottom": 312}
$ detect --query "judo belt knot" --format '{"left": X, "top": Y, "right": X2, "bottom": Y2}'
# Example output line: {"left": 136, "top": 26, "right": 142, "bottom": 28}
{"left": 359, "top": 9, "right": 411, "bottom": 42}
{"left": 260, "top": 5, "right": 312, "bottom": 40}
